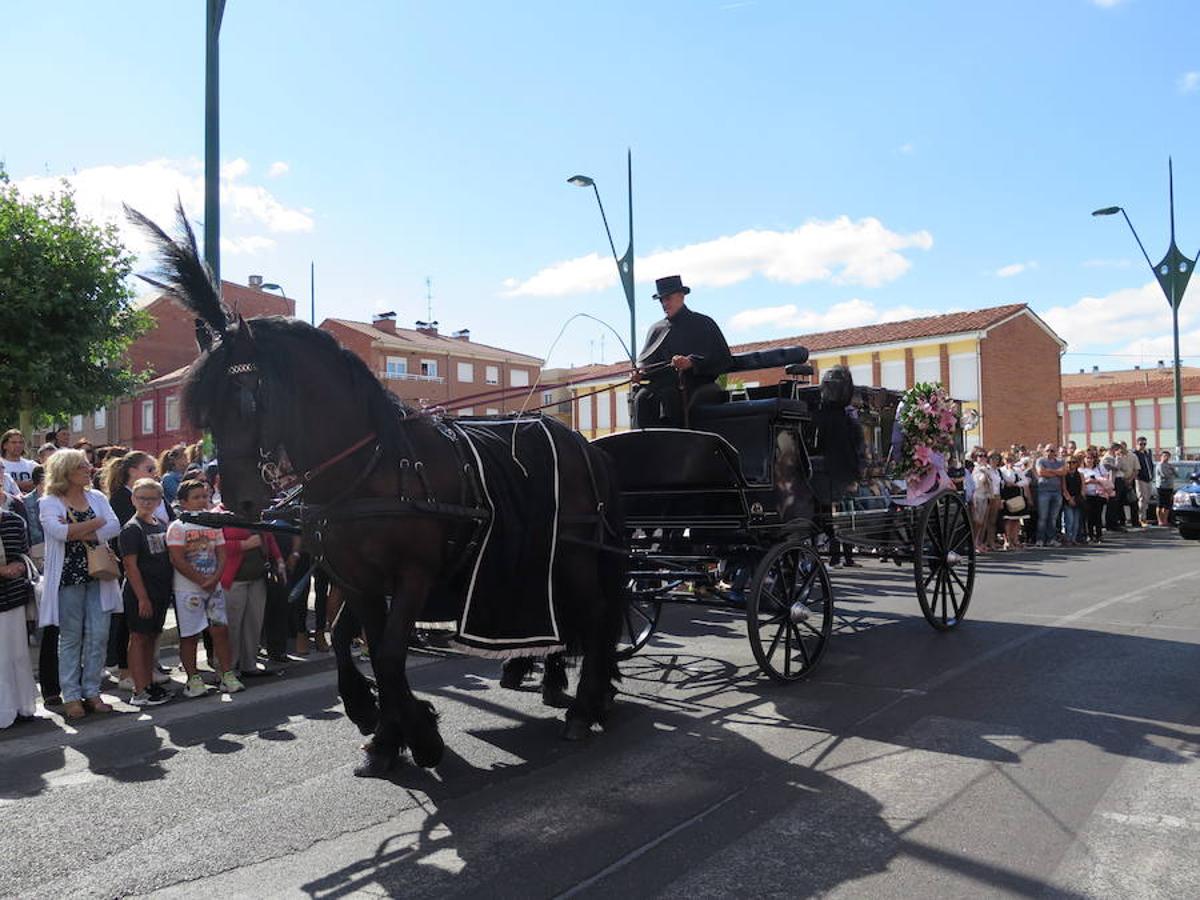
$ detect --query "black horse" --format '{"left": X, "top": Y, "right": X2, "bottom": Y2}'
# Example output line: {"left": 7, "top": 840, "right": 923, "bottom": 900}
{"left": 129, "top": 204, "right": 627, "bottom": 775}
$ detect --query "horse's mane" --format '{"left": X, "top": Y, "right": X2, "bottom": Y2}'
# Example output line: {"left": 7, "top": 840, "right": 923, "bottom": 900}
{"left": 183, "top": 316, "right": 412, "bottom": 451}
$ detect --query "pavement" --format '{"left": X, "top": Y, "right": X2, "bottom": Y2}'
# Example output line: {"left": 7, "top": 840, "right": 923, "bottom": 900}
{"left": 3, "top": 525, "right": 1200, "bottom": 898}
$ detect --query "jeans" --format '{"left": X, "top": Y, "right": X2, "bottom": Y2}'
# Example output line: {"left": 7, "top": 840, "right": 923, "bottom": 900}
{"left": 1037, "top": 491, "right": 1063, "bottom": 544}
{"left": 1062, "top": 502, "right": 1082, "bottom": 542}
{"left": 57, "top": 581, "right": 110, "bottom": 703}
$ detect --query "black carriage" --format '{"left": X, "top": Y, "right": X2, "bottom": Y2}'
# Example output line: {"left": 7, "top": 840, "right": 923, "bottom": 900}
{"left": 595, "top": 346, "right": 976, "bottom": 684}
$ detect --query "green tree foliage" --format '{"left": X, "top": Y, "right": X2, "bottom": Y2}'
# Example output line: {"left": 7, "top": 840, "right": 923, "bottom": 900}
{"left": 0, "top": 170, "right": 151, "bottom": 431}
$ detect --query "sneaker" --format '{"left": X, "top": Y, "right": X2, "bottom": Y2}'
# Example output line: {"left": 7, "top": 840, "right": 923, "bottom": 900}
{"left": 147, "top": 683, "right": 174, "bottom": 702}
{"left": 129, "top": 689, "right": 169, "bottom": 708}
{"left": 117, "top": 676, "right": 136, "bottom": 692}
{"left": 183, "top": 674, "right": 209, "bottom": 698}
{"left": 220, "top": 671, "right": 245, "bottom": 694}
{"left": 152, "top": 668, "right": 172, "bottom": 685}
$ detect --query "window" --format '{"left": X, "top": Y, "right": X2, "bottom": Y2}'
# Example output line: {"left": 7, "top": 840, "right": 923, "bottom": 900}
{"left": 140, "top": 400, "right": 154, "bottom": 435}
{"left": 913, "top": 355, "right": 940, "bottom": 386}
{"left": 458, "top": 407, "right": 473, "bottom": 416}
{"left": 948, "top": 353, "right": 979, "bottom": 402}
{"left": 1135, "top": 402, "right": 1155, "bottom": 431}
{"left": 596, "top": 394, "right": 611, "bottom": 429}
{"left": 578, "top": 395, "right": 593, "bottom": 430}
{"left": 457, "top": 362, "right": 474, "bottom": 383}
{"left": 1113, "top": 404, "right": 1132, "bottom": 431}
{"left": 1068, "top": 407, "right": 1086, "bottom": 434}
{"left": 420, "top": 359, "right": 438, "bottom": 378}
{"left": 93, "top": 407, "right": 106, "bottom": 430}
{"left": 616, "top": 389, "right": 630, "bottom": 427}
{"left": 1188, "top": 400, "right": 1200, "bottom": 428}
{"left": 849, "top": 364, "right": 872, "bottom": 389}
{"left": 385, "top": 356, "right": 407, "bottom": 378}
{"left": 165, "top": 395, "right": 181, "bottom": 431}
{"left": 485, "top": 365, "right": 499, "bottom": 385}
{"left": 881, "top": 359, "right": 905, "bottom": 390}
{"left": 1160, "top": 399, "right": 1177, "bottom": 430}
{"left": 1089, "top": 403, "right": 1109, "bottom": 432}
{"left": 510, "top": 369, "right": 529, "bottom": 388}
{"left": 71, "top": 414, "right": 83, "bottom": 432}
{"left": 485, "top": 407, "right": 499, "bottom": 416}
{"left": 542, "top": 391, "right": 554, "bottom": 407}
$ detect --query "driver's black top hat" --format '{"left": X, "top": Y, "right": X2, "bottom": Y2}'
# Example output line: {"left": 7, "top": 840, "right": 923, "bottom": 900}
{"left": 652, "top": 275, "right": 691, "bottom": 300}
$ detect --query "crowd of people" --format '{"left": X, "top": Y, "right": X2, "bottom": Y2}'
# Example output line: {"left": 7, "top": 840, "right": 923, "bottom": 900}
{"left": 0, "top": 427, "right": 333, "bottom": 730}
{"left": 952, "top": 436, "right": 1178, "bottom": 552}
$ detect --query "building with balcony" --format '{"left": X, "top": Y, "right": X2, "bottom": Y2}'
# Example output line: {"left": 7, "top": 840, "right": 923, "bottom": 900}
{"left": 320, "top": 315, "right": 543, "bottom": 413}
{"left": 1062, "top": 363, "right": 1200, "bottom": 454}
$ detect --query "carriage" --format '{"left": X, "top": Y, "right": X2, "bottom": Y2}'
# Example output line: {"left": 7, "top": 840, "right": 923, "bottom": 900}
{"left": 597, "top": 346, "right": 977, "bottom": 683}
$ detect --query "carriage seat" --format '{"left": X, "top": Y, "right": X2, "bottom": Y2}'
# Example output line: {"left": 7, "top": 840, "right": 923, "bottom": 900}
{"left": 725, "top": 345, "right": 809, "bottom": 373}
{"left": 690, "top": 396, "right": 809, "bottom": 423}
{"left": 785, "top": 363, "right": 814, "bottom": 377}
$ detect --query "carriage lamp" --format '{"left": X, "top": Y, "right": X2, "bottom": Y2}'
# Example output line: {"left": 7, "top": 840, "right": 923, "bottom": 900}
{"left": 1093, "top": 159, "right": 1195, "bottom": 457}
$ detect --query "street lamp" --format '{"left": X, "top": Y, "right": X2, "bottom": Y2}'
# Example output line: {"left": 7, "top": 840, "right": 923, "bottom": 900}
{"left": 568, "top": 150, "right": 636, "bottom": 365}
{"left": 1093, "top": 159, "right": 1195, "bottom": 457}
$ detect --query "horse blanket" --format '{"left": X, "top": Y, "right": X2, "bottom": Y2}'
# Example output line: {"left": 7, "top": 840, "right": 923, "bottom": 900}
{"left": 419, "top": 417, "right": 563, "bottom": 657}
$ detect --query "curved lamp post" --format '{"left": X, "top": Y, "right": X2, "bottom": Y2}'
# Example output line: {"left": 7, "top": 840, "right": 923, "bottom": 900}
{"left": 568, "top": 151, "right": 636, "bottom": 365}
{"left": 1093, "top": 159, "right": 1195, "bottom": 456}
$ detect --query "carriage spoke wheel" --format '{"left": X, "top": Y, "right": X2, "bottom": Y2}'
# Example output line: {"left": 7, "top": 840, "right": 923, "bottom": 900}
{"left": 616, "top": 580, "right": 666, "bottom": 660}
{"left": 746, "top": 540, "right": 834, "bottom": 683}
{"left": 913, "top": 492, "right": 976, "bottom": 630}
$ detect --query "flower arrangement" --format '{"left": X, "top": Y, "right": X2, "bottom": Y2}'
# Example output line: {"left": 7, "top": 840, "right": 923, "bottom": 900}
{"left": 896, "top": 382, "right": 958, "bottom": 502}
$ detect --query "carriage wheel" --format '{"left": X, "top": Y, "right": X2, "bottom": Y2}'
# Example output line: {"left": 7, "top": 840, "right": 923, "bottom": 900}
{"left": 616, "top": 580, "right": 666, "bottom": 660}
{"left": 746, "top": 540, "right": 834, "bottom": 683}
{"left": 913, "top": 492, "right": 976, "bottom": 630}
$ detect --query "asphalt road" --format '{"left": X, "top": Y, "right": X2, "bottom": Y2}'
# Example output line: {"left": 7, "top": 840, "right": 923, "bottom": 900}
{"left": 3, "top": 527, "right": 1200, "bottom": 898}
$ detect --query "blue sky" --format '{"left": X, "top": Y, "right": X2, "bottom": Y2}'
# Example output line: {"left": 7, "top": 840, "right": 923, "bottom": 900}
{"left": 5, "top": 0, "right": 1200, "bottom": 371}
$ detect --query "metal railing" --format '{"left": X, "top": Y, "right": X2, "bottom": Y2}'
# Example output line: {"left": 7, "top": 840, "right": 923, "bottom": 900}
{"left": 378, "top": 371, "right": 445, "bottom": 384}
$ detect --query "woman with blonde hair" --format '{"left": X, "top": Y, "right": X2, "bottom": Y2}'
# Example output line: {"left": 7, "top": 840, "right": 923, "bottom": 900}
{"left": 38, "top": 449, "right": 121, "bottom": 720}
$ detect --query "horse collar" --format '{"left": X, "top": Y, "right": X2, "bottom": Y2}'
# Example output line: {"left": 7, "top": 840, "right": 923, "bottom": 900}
{"left": 228, "top": 362, "right": 257, "bottom": 375}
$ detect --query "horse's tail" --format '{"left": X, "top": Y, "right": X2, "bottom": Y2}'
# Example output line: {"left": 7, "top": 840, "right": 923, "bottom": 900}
{"left": 125, "top": 199, "right": 229, "bottom": 338}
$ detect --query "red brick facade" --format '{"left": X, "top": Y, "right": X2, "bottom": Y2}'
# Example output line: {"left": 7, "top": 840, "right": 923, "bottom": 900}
{"left": 977, "top": 313, "right": 1063, "bottom": 449}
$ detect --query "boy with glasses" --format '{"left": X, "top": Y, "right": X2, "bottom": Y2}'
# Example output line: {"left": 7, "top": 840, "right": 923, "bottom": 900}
{"left": 118, "top": 478, "right": 174, "bottom": 706}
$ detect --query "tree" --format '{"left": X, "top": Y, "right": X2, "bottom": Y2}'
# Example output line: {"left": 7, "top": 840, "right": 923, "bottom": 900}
{"left": 0, "top": 169, "right": 151, "bottom": 435}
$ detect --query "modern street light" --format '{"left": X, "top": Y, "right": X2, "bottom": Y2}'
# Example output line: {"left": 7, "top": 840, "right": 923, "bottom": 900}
{"left": 205, "top": 0, "right": 227, "bottom": 284}
{"left": 568, "top": 150, "right": 636, "bottom": 365}
{"left": 1093, "top": 158, "right": 1195, "bottom": 456}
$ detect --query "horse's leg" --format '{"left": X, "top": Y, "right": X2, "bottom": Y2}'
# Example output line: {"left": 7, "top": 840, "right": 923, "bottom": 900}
{"left": 499, "top": 656, "right": 535, "bottom": 689}
{"left": 331, "top": 599, "right": 377, "bottom": 736}
{"left": 560, "top": 554, "right": 620, "bottom": 740}
{"left": 540, "top": 652, "right": 571, "bottom": 709}
{"left": 352, "top": 594, "right": 403, "bottom": 779}
{"left": 371, "top": 571, "right": 445, "bottom": 769}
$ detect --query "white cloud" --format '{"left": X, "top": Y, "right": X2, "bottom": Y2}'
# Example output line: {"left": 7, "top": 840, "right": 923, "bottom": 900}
{"left": 994, "top": 260, "right": 1038, "bottom": 278}
{"left": 727, "top": 298, "right": 941, "bottom": 334}
{"left": 1042, "top": 281, "right": 1185, "bottom": 354}
{"left": 1082, "top": 258, "right": 1133, "bottom": 269}
{"left": 221, "top": 235, "right": 276, "bottom": 255}
{"left": 1179, "top": 72, "right": 1200, "bottom": 94}
{"left": 897, "top": 143, "right": 915, "bottom": 155}
{"left": 504, "top": 216, "right": 933, "bottom": 298}
{"left": 267, "top": 161, "right": 290, "bottom": 178}
{"left": 11, "top": 157, "right": 313, "bottom": 262}
{"left": 1091, "top": 0, "right": 1126, "bottom": 7}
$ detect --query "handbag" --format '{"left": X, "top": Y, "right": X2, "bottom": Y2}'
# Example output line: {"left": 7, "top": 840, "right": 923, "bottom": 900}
{"left": 86, "top": 542, "right": 120, "bottom": 580}
{"left": 999, "top": 480, "right": 1026, "bottom": 514}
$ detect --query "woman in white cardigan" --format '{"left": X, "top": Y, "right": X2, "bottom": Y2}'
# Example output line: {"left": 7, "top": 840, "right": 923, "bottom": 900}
{"left": 39, "top": 449, "right": 121, "bottom": 720}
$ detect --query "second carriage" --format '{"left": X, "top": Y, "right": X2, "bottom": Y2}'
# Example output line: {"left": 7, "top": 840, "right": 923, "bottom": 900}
{"left": 596, "top": 346, "right": 976, "bottom": 683}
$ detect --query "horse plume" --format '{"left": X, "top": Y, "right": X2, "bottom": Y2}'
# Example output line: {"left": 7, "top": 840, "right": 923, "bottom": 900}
{"left": 125, "top": 200, "right": 229, "bottom": 338}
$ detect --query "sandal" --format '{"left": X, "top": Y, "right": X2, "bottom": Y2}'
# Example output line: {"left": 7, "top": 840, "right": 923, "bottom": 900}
{"left": 64, "top": 700, "right": 86, "bottom": 720}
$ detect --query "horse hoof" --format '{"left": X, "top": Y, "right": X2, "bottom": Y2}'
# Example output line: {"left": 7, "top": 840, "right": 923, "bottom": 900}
{"left": 353, "top": 747, "right": 398, "bottom": 778}
{"left": 410, "top": 739, "right": 445, "bottom": 769}
{"left": 562, "top": 717, "right": 592, "bottom": 742}
{"left": 542, "top": 688, "right": 573, "bottom": 709}
{"left": 499, "top": 671, "right": 524, "bottom": 690}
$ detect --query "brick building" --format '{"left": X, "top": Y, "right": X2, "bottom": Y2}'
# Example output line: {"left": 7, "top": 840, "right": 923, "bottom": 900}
{"left": 565, "top": 304, "right": 1065, "bottom": 449}
{"left": 72, "top": 278, "right": 294, "bottom": 453}
{"left": 320, "top": 316, "right": 543, "bottom": 413}
{"left": 1061, "top": 363, "right": 1200, "bottom": 454}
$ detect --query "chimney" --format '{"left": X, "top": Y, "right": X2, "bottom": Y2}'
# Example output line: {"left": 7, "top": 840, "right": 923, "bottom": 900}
{"left": 452, "top": 328, "right": 471, "bottom": 341}
{"left": 1092, "top": 365, "right": 1099, "bottom": 373}
{"left": 1158, "top": 360, "right": 1166, "bottom": 368}
{"left": 248, "top": 275, "right": 263, "bottom": 288}
{"left": 373, "top": 311, "right": 397, "bottom": 335}
{"left": 1079, "top": 368, "right": 1085, "bottom": 374}
{"left": 1134, "top": 365, "right": 1140, "bottom": 370}
{"left": 415, "top": 319, "right": 439, "bottom": 336}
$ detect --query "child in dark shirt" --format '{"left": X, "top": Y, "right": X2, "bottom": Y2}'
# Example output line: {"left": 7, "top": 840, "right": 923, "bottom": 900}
{"left": 118, "top": 478, "right": 174, "bottom": 706}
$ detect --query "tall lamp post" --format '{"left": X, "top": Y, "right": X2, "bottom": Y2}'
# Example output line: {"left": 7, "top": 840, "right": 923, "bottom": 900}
{"left": 1093, "top": 159, "right": 1195, "bottom": 457}
{"left": 568, "top": 150, "right": 636, "bottom": 365}
{"left": 205, "top": 0, "right": 227, "bottom": 283}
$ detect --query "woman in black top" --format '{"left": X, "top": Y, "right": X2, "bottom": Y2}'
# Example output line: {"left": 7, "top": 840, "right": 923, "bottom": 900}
{"left": 0, "top": 507, "right": 37, "bottom": 726}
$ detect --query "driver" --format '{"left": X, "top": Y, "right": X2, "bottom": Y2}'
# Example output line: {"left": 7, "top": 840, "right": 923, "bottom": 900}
{"left": 633, "top": 275, "right": 733, "bottom": 428}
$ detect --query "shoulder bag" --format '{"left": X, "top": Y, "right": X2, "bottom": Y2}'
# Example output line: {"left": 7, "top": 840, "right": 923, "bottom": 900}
{"left": 86, "top": 542, "right": 120, "bottom": 580}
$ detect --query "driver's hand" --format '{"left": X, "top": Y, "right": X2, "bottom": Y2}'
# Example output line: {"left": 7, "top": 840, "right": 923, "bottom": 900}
{"left": 671, "top": 355, "right": 694, "bottom": 371}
